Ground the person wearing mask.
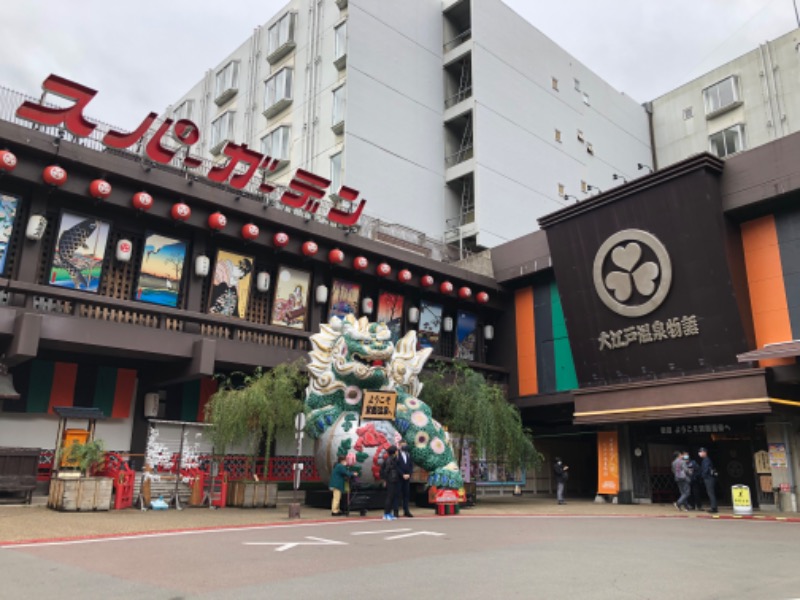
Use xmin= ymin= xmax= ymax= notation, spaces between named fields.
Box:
xmin=394 ymin=441 xmax=414 ymax=518
xmin=698 ymin=447 xmax=719 ymax=513
xmin=553 ymin=457 xmax=569 ymax=505
xmin=380 ymin=445 xmax=400 ymax=520
xmin=671 ymin=450 xmax=691 ymax=511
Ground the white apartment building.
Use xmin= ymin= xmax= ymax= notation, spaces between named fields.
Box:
xmin=651 ymin=28 xmax=800 ymax=169
xmin=166 ymin=0 xmax=653 ymax=250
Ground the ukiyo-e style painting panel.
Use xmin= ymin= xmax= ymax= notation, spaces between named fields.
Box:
xmin=377 ymin=292 xmax=404 ymax=343
xmin=271 ymin=266 xmax=310 ymax=329
xmin=135 ymin=233 xmax=187 ymax=308
xmin=329 ymin=279 xmax=360 ymax=321
xmin=0 ymin=193 xmax=20 ymax=274
xmin=418 ymin=301 xmax=443 ymax=352
xmin=455 ymin=311 xmax=477 ymax=361
xmin=49 ymin=211 xmax=111 ymax=293
xmin=208 ymin=249 xmax=254 ymax=318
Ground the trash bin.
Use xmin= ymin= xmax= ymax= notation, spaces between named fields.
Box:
xmin=731 ymin=484 xmax=753 ymax=515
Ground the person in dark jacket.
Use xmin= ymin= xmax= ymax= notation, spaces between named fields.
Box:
xmin=686 ymin=455 xmax=703 ymax=510
xmin=380 ymin=446 xmax=400 ymax=520
xmin=698 ymin=447 xmax=718 ymax=513
xmin=553 ymin=457 xmax=569 ymax=505
xmin=394 ymin=441 xmax=414 ymax=518
xmin=329 ymin=455 xmax=354 ymax=516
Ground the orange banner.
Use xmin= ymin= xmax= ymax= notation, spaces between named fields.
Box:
xmin=597 ymin=431 xmax=619 ymax=495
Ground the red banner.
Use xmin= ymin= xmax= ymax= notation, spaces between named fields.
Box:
xmin=597 ymin=431 xmax=619 ymax=495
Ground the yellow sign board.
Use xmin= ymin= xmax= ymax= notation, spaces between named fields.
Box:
xmin=731 ymin=485 xmax=753 ymax=515
xmin=361 ymin=390 xmax=397 ymax=420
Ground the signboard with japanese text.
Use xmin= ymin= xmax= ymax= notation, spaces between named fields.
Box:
xmin=597 ymin=431 xmax=619 ymax=495
xmin=768 ymin=443 xmax=787 ymax=468
xmin=540 ymin=158 xmax=750 ymax=387
xmin=361 ymin=391 xmax=397 ymax=420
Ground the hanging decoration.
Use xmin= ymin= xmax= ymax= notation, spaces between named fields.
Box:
xmin=89 ymin=179 xmax=112 ymax=200
xmin=241 ymin=223 xmax=260 ymax=240
xmin=208 ymin=212 xmax=227 ymax=231
xmin=440 ymin=281 xmax=454 ymax=294
xmin=458 ymin=286 xmax=472 ymax=299
xmin=42 ymin=165 xmax=67 ymax=187
xmin=328 ymin=248 xmax=345 ymax=264
xmin=116 ymin=239 xmax=133 ymax=262
xmin=132 ymin=192 xmax=153 ymax=212
xmin=302 ymin=241 xmax=319 ymax=256
xmin=476 ymin=291 xmax=490 ymax=304
xmin=0 ymin=150 xmax=18 ymax=173
xmin=256 ymin=272 xmax=271 ymax=292
xmin=194 ymin=255 xmax=210 ymax=277
xmin=376 ymin=263 xmax=391 ymax=277
xmin=421 ymin=275 xmax=434 ymax=288
xmin=353 ymin=256 xmax=368 ymax=270
xmin=25 ymin=215 xmax=47 ymax=241
xmin=273 ymin=232 xmax=290 ymax=248
xmin=171 ymin=202 xmax=191 ymax=221
xmin=398 ymin=269 xmax=412 ymax=283
xmin=362 ymin=297 xmax=374 ymax=315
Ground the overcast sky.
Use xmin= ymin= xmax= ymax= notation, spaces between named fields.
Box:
xmin=2 ymin=1 xmax=797 ymax=129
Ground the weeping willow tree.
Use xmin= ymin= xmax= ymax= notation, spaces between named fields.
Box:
xmin=204 ymin=359 xmax=306 ymax=479
xmin=420 ymin=361 xmax=542 ymax=475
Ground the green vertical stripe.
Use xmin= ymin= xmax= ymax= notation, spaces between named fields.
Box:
xmin=181 ymin=379 xmax=201 ymax=422
xmin=550 ymin=283 xmax=578 ymax=391
xmin=93 ymin=367 xmax=118 ymax=417
xmin=28 ymin=360 xmax=54 ymax=413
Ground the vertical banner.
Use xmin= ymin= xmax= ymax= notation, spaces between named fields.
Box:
xmin=597 ymin=431 xmax=619 ymax=495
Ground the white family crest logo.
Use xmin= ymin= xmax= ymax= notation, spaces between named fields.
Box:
xmin=592 ymin=229 xmax=672 ymax=318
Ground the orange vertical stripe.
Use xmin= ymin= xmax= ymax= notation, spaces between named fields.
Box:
xmin=48 ymin=362 xmax=78 ymax=413
xmin=515 ymin=287 xmax=538 ymax=395
xmin=741 ymin=216 xmax=793 ymax=367
xmin=112 ymin=369 xmax=137 ymax=418
xmin=197 ymin=377 xmax=219 ymax=422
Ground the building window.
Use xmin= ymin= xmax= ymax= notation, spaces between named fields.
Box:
xmin=332 ymin=85 xmax=346 ymax=133
xmin=709 ymin=124 xmax=745 ymax=158
xmin=577 ymin=129 xmax=584 ymax=143
xmin=173 ymin=100 xmax=193 ymax=121
xmin=703 ymin=76 xmax=741 ymax=117
xmin=214 ymin=61 xmax=239 ymax=105
xmin=334 ymin=21 xmax=347 ymax=62
xmin=261 ymin=125 xmax=291 ymax=162
xmin=582 ymin=92 xmax=590 ymax=106
xmin=267 ymin=12 xmax=297 ymax=63
xmin=264 ymin=67 xmax=293 ymax=117
xmin=554 ymin=129 xmax=562 ymax=143
xmin=581 ymin=180 xmax=587 ymax=193
xmin=682 ymin=107 xmax=694 ymax=120
xmin=551 ymin=77 xmax=559 ymax=91
xmin=557 ymin=183 xmax=565 ymax=197
xmin=210 ymin=111 xmax=235 ymax=154
xmin=330 ymin=152 xmax=343 ymax=194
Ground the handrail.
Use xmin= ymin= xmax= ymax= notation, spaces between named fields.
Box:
xmin=443 ymin=29 xmax=472 ymax=53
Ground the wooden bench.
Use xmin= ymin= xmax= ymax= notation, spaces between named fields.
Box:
xmin=0 ymin=447 xmax=40 ymax=504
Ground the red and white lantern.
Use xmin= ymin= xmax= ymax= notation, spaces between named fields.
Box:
xmin=328 ymin=248 xmax=345 ymax=264
xmin=398 ymin=269 xmax=412 ymax=283
xmin=458 ymin=286 xmax=472 ymax=299
xmin=208 ymin=212 xmax=227 ymax=231
xmin=89 ymin=179 xmax=112 ymax=200
xmin=302 ymin=241 xmax=319 ymax=257
xmin=440 ymin=281 xmax=454 ymax=294
xmin=43 ymin=165 xmax=67 ymax=187
xmin=353 ymin=256 xmax=369 ymax=270
xmin=241 ymin=223 xmax=260 ymax=240
xmin=377 ymin=263 xmax=391 ymax=277
xmin=421 ymin=275 xmax=434 ymax=288
xmin=273 ymin=232 xmax=290 ymax=248
xmin=0 ymin=150 xmax=17 ymax=173
xmin=132 ymin=192 xmax=153 ymax=211
xmin=116 ymin=239 xmax=133 ymax=262
xmin=171 ymin=202 xmax=191 ymax=221
xmin=476 ymin=291 xmax=490 ymax=304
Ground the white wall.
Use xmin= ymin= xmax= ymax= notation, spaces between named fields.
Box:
xmin=0 ymin=412 xmax=134 ymax=452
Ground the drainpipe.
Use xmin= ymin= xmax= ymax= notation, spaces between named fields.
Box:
xmin=643 ymin=101 xmax=657 ymax=171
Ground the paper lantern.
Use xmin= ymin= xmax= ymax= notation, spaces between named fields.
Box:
xmin=328 ymin=248 xmax=345 ymax=264
xmin=116 ymin=239 xmax=133 ymax=262
xmin=25 ymin=215 xmax=47 ymax=241
xmin=143 ymin=393 xmax=160 ymax=418
xmin=458 ymin=286 xmax=472 ymax=299
xmin=353 ymin=256 xmax=368 ymax=270
xmin=376 ymin=263 xmax=391 ymax=277
xmin=43 ymin=165 xmax=67 ymax=187
xmin=273 ymin=232 xmax=290 ymax=248
xmin=302 ymin=241 xmax=319 ymax=256
xmin=0 ymin=150 xmax=17 ymax=173
xmin=132 ymin=192 xmax=153 ymax=211
xmin=362 ymin=297 xmax=374 ymax=315
xmin=398 ymin=269 xmax=412 ymax=283
xmin=208 ymin=212 xmax=227 ymax=231
xmin=171 ymin=202 xmax=191 ymax=221
xmin=440 ymin=281 xmax=454 ymax=294
xmin=89 ymin=179 xmax=112 ymax=200
xmin=408 ymin=306 xmax=420 ymax=324
xmin=443 ymin=316 xmax=454 ymax=332
xmin=484 ymin=324 xmax=495 ymax=340
xmin=476 ymin=291 xmax=490 ymax=304
xmin=194 ymin=255 xmax=210 ymax=277
xmin=421 ymin=275 xmax=434 ymax=287
xmin=316 ymin=285 xmax=329 ymax=304
xmin=256 ymin=272 xmax=271 ymax=292
xmin=241 ymin=223 xmax=260 ymax=240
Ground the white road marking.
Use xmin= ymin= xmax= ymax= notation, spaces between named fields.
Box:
xmin=243 ymin=536 xmax=347 ymax=552
xmin=351 ymin=528 xmax=411 ymax=536
xmin=384 ymin=531 xmax=445 ymax=540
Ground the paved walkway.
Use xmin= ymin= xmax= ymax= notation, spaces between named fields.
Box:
xmin=1 ymin=493 xmax=795 ymax=544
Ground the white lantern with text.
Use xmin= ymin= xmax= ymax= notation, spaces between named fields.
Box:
xmin=116 ymin=239 xmax=133 ymax=262
xmin=195 ymin=255 xmax=210 ymax=277
xmin=25 ymin=215 xmax=47 ymax=241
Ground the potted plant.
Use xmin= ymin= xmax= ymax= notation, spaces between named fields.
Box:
xmin=205 ymin=360 xmax=305 ymax=508
xmin=47 ymin=439 xmax=113 ymax=511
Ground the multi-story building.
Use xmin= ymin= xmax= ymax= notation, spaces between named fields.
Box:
xmin=166 ymin=0 xmax=652 ymax=251
xmin=651 ymin=27 xmax=800 ymax=168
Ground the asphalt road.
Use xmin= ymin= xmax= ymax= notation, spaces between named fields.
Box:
xmin=2 ymin=515 xmax=798 ymax=600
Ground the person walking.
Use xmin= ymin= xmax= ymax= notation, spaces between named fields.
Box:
xmin=380 ymin=445 xmax=400 ymax=520
xmin=671 ymin=450 xmax=691 ymax=511
xmin=698 ymin=447 xmax=719 ymax=513
xmin=553 ymin=457 xmax=569 ymax=505
xmin=394 ymin=441 xmax=414 ymax=517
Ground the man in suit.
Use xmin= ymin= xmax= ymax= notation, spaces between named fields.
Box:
xmin=394 ymin=441 xmax=415 ymax=517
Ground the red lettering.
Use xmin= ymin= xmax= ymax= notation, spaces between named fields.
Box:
xmin=173 ymin=120 xmax=202 ymax=168
xmin=144 ymin=119 xmax=179 ymax=164
xmin=16 ymin=74 xmax=98 ymax=137
xmin=281 ymin=169 xmax=330 ymax=214
xmin=328 ymin=185 xmax=366 ymax=227
xmin=258 ymin=158 xmax=281 ymax=194
xmin=207 ymin=143 xmax=265 ymax=189
xmin=102 ymin=112 xmax=157 ymax=149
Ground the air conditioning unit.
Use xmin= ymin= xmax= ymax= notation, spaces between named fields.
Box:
xmin=143 ymin=393 xmax=160 ymax=418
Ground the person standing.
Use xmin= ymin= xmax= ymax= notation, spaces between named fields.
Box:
xmin=380 ymin=446 xmax=400 ymax=520
xmin=329 ymin=455 xmax=353 ymax=516
xmin=553 ymin=457 xmax=569 ymax=505
xmin=686 ymin=454 xmax=703 ymax=510
xmin=394 ymin=441 xmax=414 ymax=518
xmin=698 ymin=447 xmax=718 ymax=513
xmin=671 ymin=450 xmax=691 ymax=511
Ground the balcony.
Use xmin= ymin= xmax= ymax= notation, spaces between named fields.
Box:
xmin=263 ymin=97 xmax=293 ymax=119
xmin=214 ymin=87 xmax=237 ymax=107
